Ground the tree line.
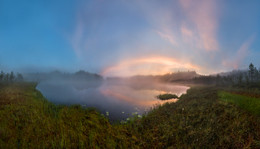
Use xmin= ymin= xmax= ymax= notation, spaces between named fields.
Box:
xmin=191 ymin=63 xmax=260 ymax=88
xmin=0 ymin=71 xmax=24 ymax=82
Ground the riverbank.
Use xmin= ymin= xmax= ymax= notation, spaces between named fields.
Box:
xmin=126 ymin=86 xmax=260 ymax=148
xmin=0 ymin=82 xmax=137 ymax=148
xmin=0 ymin=82 xmax=259 ymax=148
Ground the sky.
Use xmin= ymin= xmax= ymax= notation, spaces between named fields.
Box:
xmin=0 ymin=0 xmax=260 ymax=76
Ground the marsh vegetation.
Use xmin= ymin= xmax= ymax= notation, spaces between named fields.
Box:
xmin=0 ymin=82 xmax=259 ymax=148
xmin=1 ymin=64 xmax=260 ymax=148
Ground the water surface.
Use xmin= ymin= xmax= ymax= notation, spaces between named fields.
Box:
xmin=37 ymin=81 xmax=189 ymax=121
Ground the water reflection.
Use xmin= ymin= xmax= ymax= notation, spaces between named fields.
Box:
xmin=37 ymin=80 xmax=189 ymax=121
xmin=100 ymin=82 xmax=188 ymax=107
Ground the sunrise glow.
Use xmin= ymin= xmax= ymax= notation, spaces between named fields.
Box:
xmin=102 ymin=56 xmax=200 ymax=77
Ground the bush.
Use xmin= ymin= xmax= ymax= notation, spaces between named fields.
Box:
xmin=157 ymin=94 xmax=178 ymax=100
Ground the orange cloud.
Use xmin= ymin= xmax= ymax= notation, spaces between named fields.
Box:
xmin=102 ymin=56 xmax=200 ymax=77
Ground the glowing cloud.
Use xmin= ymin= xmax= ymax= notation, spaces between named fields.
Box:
xmin=66 ymin=0 xmax=258 ymax=75
xmin=179 ymin=0 xmax=219 ymax=51
xmin=102 ymin=56 xmax=200 ymax=77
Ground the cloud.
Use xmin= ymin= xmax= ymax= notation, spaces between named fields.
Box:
xmin=68 ymin=0 xmax=222 ymax=75
xmin=181 ymin=25 xmax=193 ymax=38
xmin=68 ymin=0 xmax=255 ymax=76
xmin=179 ymin=0 xmax=219 ymax=51
xmin=222 ymin=35 xmax=255 ymax=69
xmin=70 ymin=16 xmax=84 ymax=57
xmin=102 ymin=56 xmax=200 ymax=77
xmin=180 ymin=24 xmax=194 ymax=44
xmin=156 ymin=31 xmax=177 ymax=46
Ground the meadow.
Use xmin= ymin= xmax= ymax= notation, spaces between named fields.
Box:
xmin=0 ymin=82 xmax=259 ymax=148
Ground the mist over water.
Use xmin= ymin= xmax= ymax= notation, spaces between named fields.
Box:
xmin=36 ymin=74 xmax=189 ymax=121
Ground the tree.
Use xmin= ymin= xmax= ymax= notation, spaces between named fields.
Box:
xmin=257 ymin=67 xmax=260 ymax=81
xmin=0 ymin=71 xmax=4 ymax=81
xmin=216 ymin=74 xmax=221 ymax=86
xmin=16 ymin=73 xmax=24 ymax=82
xmin=238 ymin=73 xmax=243 ymax=86
xmin=4 ymin=73 xmax=9 ymax=82
xmin=10 ymin=71 xmax=15 ymax=82
xmin=254 ymin=67 xmax=258 ymax=81
xmin=245 ymin=75 xmax=249 ymax=85
xmin=249 ymin=63 xmax=256 ymax=82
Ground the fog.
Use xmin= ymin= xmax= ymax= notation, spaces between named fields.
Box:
xmin=26 ymin=70 xmax=189 ymax=121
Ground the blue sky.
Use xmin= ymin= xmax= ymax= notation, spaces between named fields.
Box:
xmin=0 ymin=0 xmax=260 ymax=76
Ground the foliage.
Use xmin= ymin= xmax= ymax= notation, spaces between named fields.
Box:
xmin=191 ymin=63 xmax=260 ymax=88
xmin=157 ymin=93 xmax=178 ymax=100
xmin=0 ymin=70 xmax=23 ymax=82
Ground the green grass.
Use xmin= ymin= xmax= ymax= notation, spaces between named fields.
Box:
xmin=157 ymin=93 xmax=178 ymax=100
xmin=219 ymin=91 xmax=260 ymax=116
xmin=0 ymin=83 xmax=260 ymax=148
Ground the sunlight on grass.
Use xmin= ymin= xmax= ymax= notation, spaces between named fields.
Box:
xmin=219 ymin=91 xmax=260 ymax=116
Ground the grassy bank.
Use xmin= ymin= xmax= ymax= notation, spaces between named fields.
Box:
xmin=126 ymin=87 xmax=260 ymax=148
xmin=0 ymin=83 xmax=138 ymax=148
xmin=0 ymin=83 xmax=260 ymax=148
